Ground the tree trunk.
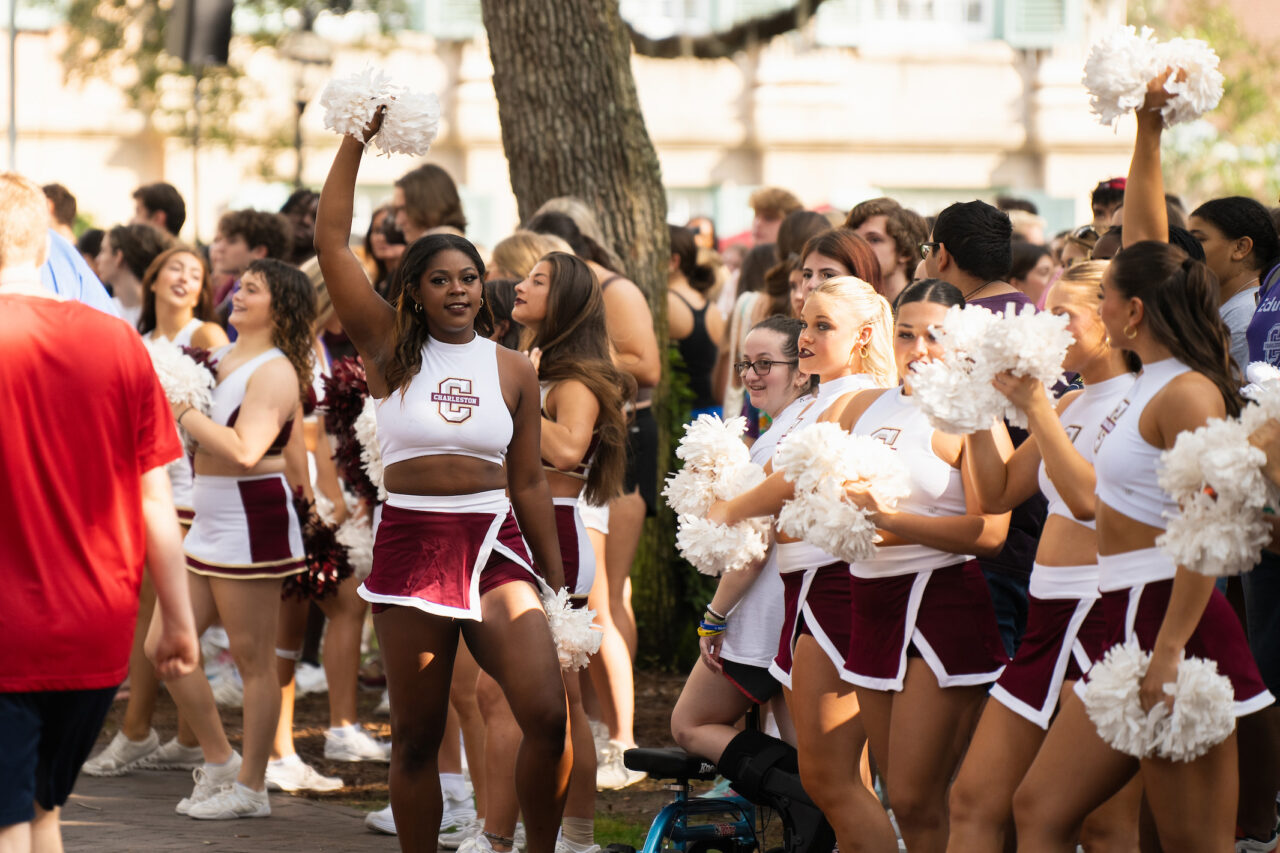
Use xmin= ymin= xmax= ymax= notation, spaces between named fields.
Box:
xmin=479 ymin=0 xmax=691 ymax=666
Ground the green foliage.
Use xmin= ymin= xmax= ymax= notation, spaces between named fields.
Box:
xmin=1129 ymin=0 xmax=1280 ymax=202
xmin=594 ymin=814 xmax=649 ymax=850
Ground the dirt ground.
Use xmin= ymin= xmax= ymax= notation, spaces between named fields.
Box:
xmin=94 ymin=668 xmax=696 ymax=844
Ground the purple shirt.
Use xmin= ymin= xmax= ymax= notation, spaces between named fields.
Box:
xmin=1246 ymin=263 xmax=1280 ymax=367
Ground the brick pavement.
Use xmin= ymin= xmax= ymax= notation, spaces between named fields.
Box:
xmin=63 ymin=771 xmax=398 ymax=852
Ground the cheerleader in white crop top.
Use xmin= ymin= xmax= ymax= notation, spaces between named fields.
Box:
xmin=156 ymin=259 xmax=317 ymax=815
xmin=949 ymin=263 xmax=1143 ymax=852
xmin=1014 ymin=238 xmax=1272 ymax=851
xmin=317 ymin=135 xmax=570 ymax=853
xmin=706 ymin=277 xmax=903 ymax=853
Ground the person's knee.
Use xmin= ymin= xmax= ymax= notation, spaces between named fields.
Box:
xmin=1078 ymin=818 xmax=1138 ymax=853
xmin=947 ymin=769 xmax=1000 ymax=828
xmin=886 ymin=777 xmax=944 ymax=832
xmin=1012 ymin=778 xmax=1071 ymax=840
xmin=796 ymin=745 xmax=855 ymax=813
xmin=515 ymin=691 xmax=568 ymax=750
xmin=391 ymin=717 xmax=445 ymax=774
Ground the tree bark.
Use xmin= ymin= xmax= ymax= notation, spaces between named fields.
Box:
xmin=480 ymin=0 xmax=689 ymax=664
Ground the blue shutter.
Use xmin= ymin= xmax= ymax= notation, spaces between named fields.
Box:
xmin=999 ymin=0 xmax=1075 ymax=49
xmin=421 ymin=0 xmax=483 ymax=40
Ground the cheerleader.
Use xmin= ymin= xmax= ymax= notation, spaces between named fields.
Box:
xmin=1013 ymin=88 xmax=1274 ymax=849
xmin=84 ymin=246 xmax=226 ymax=778
xmin=946 ymin=262 xmax=1140 ymax=852
xmin=829 ymin=279 xmax=1011 ymax=853
xmin=316 ymin=123 xmax=569 ymax=853
xmin=150 ymin=257 xmax=317 ymax=819
xmin=707 ymin=276 xmax=899 ymax=853
xmin=471 ymin=250 xmax=630 ymax=853
xmin=670 ymin=315 xmax=815 ymax=763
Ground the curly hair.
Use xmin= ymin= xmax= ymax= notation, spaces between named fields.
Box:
xmin=528 ymin=252 xmax=630 ymax=504
xmin=217 ymin=210 xmax=291 ymax=261
xmin=245 ymin=258 xmax=316 ymax=404
xmin=844 ymin=197 xmax=930 ymax=270
xmin=384 ymin=234 xmax=495 ymax=396
xmin=137 ymin=245 xmax=214 ymax=336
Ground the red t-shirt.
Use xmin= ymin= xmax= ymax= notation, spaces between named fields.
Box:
xmin=0 ymin=295 xmax=182 ymax=691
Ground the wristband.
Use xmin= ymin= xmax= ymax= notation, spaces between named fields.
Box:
xmin=705 ymin=603 xmax=727 ymax=622
xmin=697 ymin=619 xmax=726 ymax=637
xmin=177 ymin=407 xmax=194 ymax=427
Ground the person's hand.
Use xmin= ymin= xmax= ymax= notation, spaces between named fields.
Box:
xmin=706 ymin=500 xmax=732 ymax=526
xmin=1250 ymin=417 xmax=1280 ymax=487
xmin=991 ymin=371 xmax=1048 ymax=415
xmin=699 ymin=631 xmax=725 ymax=674
xmin=528 ymin=347 xmax=542 ymax=374
xmin=361 ymin=105 xmax=387 ymax=144
xmin=1140 ymin=67 xmax=1184 ymax=115
xmin=1139 ymin=646 xmax=1180 ymax=715
xmin=148 ymin=606 xmax=200 ymax=681
xmin=844 ymin=485 xmax=889 ymax=525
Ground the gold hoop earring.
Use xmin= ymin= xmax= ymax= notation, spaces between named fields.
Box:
xmin=1123 ymin=324 xmax=1138 ymax=340
xmin=412 ymin=301 xmax=423 ymax=315
xmin=859 ymin=344 xmax=869 ymax=359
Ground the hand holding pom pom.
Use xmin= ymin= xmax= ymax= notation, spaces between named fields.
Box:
xmin=319 ymin=67 xmax=440 ymax=158
xmin=1083 ymin=26 xmax=1224 ymax=128
xmin=541 ymin=587 xmax=603 ymax=671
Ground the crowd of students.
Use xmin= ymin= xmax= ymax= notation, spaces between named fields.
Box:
xmin=2 ymin=67 xmax=1279 ymax=853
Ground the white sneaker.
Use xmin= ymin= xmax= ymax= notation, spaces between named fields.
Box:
xmin=515 ymin=823 xmax=527 ymax=852
xmin=596 ymin=740 xmax=645 ymax=791
xmin=374 ymin=689 xmax=390 ymax=715
xmin=324 ymin=725 xmax=391 ymax=762
xmin=365 ymin=803 xmax=396 ymax=835
xmin=265 ymin=756 xmax=344 ymax=792
xmin=187 ymin=782 xmax=271 ymax=820
xmin=295 ymin=662 xmax=329 ymax=696
xmin=208 ymin=666 xmax=243 ymax=708
xmin=176 ymin=753 xmax=241 ymax=815
xmin=137 ymin=738 xmax=204 ymax=770
xmin=589 ymin=719 xmax=610 ymax=755
xmin=439 ymin=815 xmax=481 ymax=850
xmin=82 ymin=729 xmax=160 ymax=776
xmin=1236 ymin=833 xmax=1279 ymax=853
xmin=458 ymin=834 xmax=499 ymax=853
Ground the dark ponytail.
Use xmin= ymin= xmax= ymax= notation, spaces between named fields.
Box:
xmin=669 ymin=225 xmax=717 ymax=294
xmin=1191 ymin=196 xmax=1280 ymax=276
xmin=1111 ymin=241 xmax=1244 ymax=416
xmin=892 ymin=278 xmax=965 ymax=315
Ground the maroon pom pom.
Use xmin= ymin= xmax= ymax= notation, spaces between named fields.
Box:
xmin=319 ymin=357 xmax=381 ymax=506
xmin=286 ymin=488 xmax=354 ymax=601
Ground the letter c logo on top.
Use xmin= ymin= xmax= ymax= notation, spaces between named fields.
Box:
xmin=431 ymin=378 xmax=480 ymax=424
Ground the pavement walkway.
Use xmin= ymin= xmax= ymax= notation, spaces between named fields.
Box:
xmin=63 ymin=770 xmax=398 ymax=852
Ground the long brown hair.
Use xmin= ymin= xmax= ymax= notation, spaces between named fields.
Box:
xmin=246 ymin=258 xmax=316 ymax=404
xmin=1110 ymin=241 xmax=1243 ymax=416
xmin=528 ymin=252 xmax=629 ymax=504
xmin=799 ymin=228 xmax=883 ymax=295
xmin=137 ymin=245 xmax=214 ymax=336
xmin=384 ymin=234 xmax=495 ymax=396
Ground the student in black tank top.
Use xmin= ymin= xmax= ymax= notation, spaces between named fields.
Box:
xmin=668 ymin=226 xmax=725 ymax=417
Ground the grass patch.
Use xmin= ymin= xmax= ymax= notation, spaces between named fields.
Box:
xmin=595 ymin=813 xmax=651 ymax=850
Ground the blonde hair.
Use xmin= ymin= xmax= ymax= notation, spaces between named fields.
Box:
xmin=1051 ymin=260 xmax=1107 ymax=310
xmin=0 ymin=172 xmax=51 ymax=268
xmin=490 ymin=230 xmax=573 ymax=280
xmin=533 ymin=197 xmax=624 ymax=271
xmin=811 ymin=276 xmax=897 ymax=389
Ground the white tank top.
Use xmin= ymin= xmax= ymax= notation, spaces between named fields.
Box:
xmin=848 ymin=388 xmax=970 ymax=578
xmin=209 ymin=345 xmax=289 ymax=426
xmin=377 ymin=334 xmax=512 ymax=467
xmin=773 ymin=373 xmax=880 ymax=573
xmin=1093 ymin=359 xmax=1190 ymax=529
xmin=148 ymin=318 xmax=204 ymax=348
xmin=1039 ymin=373 xmax=1135 ymax=530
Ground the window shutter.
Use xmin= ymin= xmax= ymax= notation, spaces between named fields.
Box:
xmin=1000 ymin=0 xmax=1074 ymax=49
xmin=421 ymin=0 xmax=483 ymax=40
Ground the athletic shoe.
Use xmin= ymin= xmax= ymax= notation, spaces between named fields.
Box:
xmin=556 ymin=841 xmax=602 ymax=853
xmin=187 ymin=782 xmax=271 ymax=820
xmin=457 ymin=834 xmax=500 ymax=853
xmin=374 ymin=689 xmax=390 ymax=715
xmin=439 ymin=816 xmax=481 ymax=850
xmin=589 ymin=719 xmax=610 ymax=756
xmin=265 ymin=756 xmax=344 ymax=792
xmin=596 ymin=740 xmax=645 ymax=791
xmin=136 ymin=738 xmax=204 ymax=771
xmin=324 ymin=725 xmax=391 ymax=762
xmin=514 ymin=823 xmax=527 ymax=852
xmin=208 ymin=665 xmax=243 ymax=708
xmin=176 ymin=753 xmax=241 ymax=815
xmin=294 ymin=662 xmax=328 ymax=696
xmin=1236 ymin=832 xmax=1279 ymax=852
xmin=365 ymin=804 xmax=396 ymax=835
xmin=82 ymin=729 xmax=160 ymax=776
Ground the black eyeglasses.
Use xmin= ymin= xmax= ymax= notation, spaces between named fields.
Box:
xmin=1071 ymin=225 xmax=1100 ymax=241
xmin=918 ymin=241 xmax=941 ymax=260
xmin=734 ymin=358 xmax=798 ymax=376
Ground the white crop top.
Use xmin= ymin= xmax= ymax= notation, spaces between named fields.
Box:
xmin=209 ymin=345 xmax=295 ymax=456
xmin=377 ymin=334 xmax=512 ymax=467
xmin=149 ymin=317 xmax=204 ymax=348
xmin=848 ymin=388 xmax=970 ymax=578
xmin=1093 ymin=359 xmax=1190 ymax=529
xmin=1039 ymin=373 xmax=1134 ymax=530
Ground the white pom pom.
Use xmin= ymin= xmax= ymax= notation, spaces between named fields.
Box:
xmin=1242 ymin=362 xmax=1280 ymax=410
xmin=353 ymin=397 xmax=388 ymax=502
xmin=1082 ymin=26 xmax=1224 ymax=129
xmin=319 ymin=66 xmax=440 ymax=158
xmin=676 ymin=414 xmax=752 ymax=471
xmin=774 ymin=423 xmax=912 ymax=563
xmin=541 ymin=587 xmax=603 ymax=671
xmin=662 ymin=467 xmax=713 ymax=516
xmin=1157 ymin=491 xmax=1274 ymax=578
xmin=335 ymin=515 xmax=375 ymax=582
xmin=143 ymin=339 xmax=216 ymax=413
xmin=319 ymin=67 xmax=393 ymax=141
xmin=908 ymin=304 xmax=1072 ymax=433
xmin=675 ymin=516 xmax=768 ymax=576
xmin=1082 ymin=638 xmax=1237 ymax=761
xmin=374 ymin=87 xmax=442 ymax=158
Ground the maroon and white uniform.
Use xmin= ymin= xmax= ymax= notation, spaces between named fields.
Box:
xmin=989 ymin=373 xmax=1131 ymax=729
xmin=766 ymin=373 xmax=880 ymax=689
xmin=1075 ymin=359 xmax=1273 ymax=715
xmin=149 ymin=318 xmax=205 ymax=526
xmin=845 ymin=389 xmax=1006 ymax=691
xmin=184 ymin=346 xmax=304 ymax=579
xmin=360 ymin=334 xmax=536 ymax=620
xmin=541 ymin=382 xmax=599 ymax=606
